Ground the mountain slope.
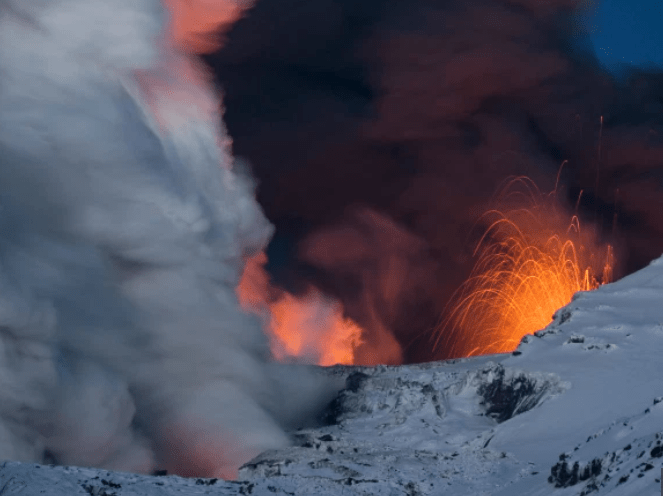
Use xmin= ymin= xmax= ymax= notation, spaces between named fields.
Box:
xmin=3 ymin=255 xmax=663 ymax=495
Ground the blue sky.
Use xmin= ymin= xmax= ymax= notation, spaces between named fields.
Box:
xmin=584 ymin=0 xmax=663 ymax=76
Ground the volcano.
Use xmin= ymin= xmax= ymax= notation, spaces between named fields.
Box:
xmin=3 ymin=252 xmax=663 ymax=494
xmin=1 ymin=0 xmax=663 ymax=492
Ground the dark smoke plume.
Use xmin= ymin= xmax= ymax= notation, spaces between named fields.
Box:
xmin=0 ymin=0 xmax=337 ymax=479
xmin=206 ymin=0 xmax=663 ymax=362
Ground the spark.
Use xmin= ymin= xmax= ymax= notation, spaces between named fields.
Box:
xmin=435 ymin=176 xmax=614 ymax=358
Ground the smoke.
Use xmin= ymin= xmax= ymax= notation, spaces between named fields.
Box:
xmin=0 ymin=0 xmax=338 ymax=479
xmin=237 ymin=252 xmax=366 ymax=366
xmin=205 ymin=0 xmax=663 ymax=362
xmin=162 ymin=0 xmax=255 ymax=52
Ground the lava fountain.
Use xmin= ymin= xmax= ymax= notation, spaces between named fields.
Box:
xmin=435 ymin=175 xmax=614 ymax=359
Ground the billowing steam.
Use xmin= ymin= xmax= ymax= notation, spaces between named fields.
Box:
xmin=0 ymin=0 xmax=337 ymax=479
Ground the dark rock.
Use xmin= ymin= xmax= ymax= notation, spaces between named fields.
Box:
xmin=319 ymin=372 xmax=372 ymax=425
xmin=101 ymin=479 xmax=121 ymax=488
xmin=548 ymin=458 xmax=602 ymax=488
xmin=239 ymin=482 xmax=255 ymax=495
xmin=477 ymin=364 xmax=560 ymax=423
xmin=195 ymin=478 xmax=218 ymax=486
xmin=346 ymin=372 xmax=371 ymax=393
xmin=558 ymin=310 xmax=572 ymax=324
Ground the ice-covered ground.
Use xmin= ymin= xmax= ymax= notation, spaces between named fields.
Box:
xmin=3 ymin=255 xmax=663 ymax=495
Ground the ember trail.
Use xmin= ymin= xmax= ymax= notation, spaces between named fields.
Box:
xmin=435 ymin=176 xmax=614 ymax=359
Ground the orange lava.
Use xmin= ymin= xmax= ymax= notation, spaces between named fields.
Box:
xmin=435 ymin=176 xmax=614 ymax=359
xmin=237 ymin=252 xmax=364 ymax=366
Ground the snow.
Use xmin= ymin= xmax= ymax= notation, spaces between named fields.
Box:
xmin=3 ymin=255 xmax=663 ymax=494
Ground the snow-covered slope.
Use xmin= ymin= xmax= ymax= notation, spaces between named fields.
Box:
xmin=3 ymin=255 xmax=663 ymax=495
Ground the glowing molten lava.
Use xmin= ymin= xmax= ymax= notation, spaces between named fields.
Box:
xmin=435 ymin=177 xmax=614 ymax=359
xmin=237 ymin=253 xmax=364 ymax=366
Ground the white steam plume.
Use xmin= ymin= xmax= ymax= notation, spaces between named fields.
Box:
xmin=0 ymin=0 xmax=337 ymax=479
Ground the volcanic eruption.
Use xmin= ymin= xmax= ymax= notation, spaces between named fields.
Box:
xmin=1 ymin=0 xmax=663 ymax=484
xmin=434 ymin=175 xmax=614 ymax=358
xmin=205 ymin=0 xmax=663 ymax=364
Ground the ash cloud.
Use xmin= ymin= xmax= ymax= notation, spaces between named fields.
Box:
xmin=0 ymin=0 xmax=337 ymax=479
xmin=206 ymin=0 xmax=663 ymax=362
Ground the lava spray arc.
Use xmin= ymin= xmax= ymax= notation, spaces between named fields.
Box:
xmin=435 ymin=175 xmax=614 ymax=359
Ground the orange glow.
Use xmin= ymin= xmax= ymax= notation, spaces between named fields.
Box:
xmin=435 ymin=176 xmax=614 ymax=358
xmin=237 ymin=253 xmax=364 ymax=366
xmin=162 ymin=0 xmax=250 ymax=53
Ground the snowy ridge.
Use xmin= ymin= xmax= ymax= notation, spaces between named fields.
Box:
xmin=0 ymin=462 xmax=247 ymax=495
xmin=3 ymin=255 xmax=663 ymax=494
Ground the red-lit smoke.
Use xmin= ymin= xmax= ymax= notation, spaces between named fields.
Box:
xmin=162 ymin=0 xmax=251 ymax=53
xmin=237 ymin=252 xmax=364 ymax=366
xmin=204 ymin=0 xmax=663 ymax=364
